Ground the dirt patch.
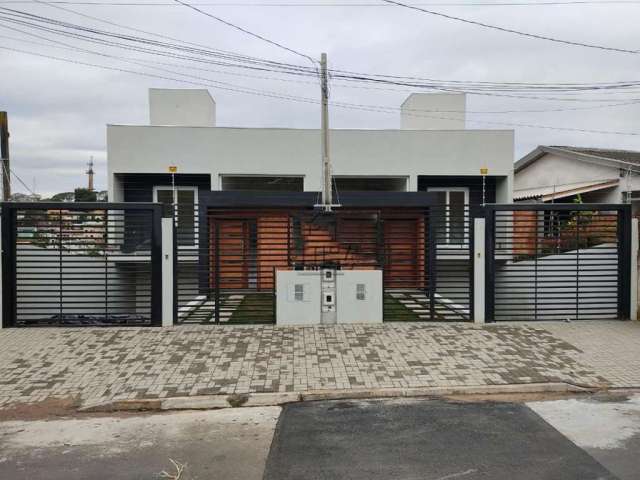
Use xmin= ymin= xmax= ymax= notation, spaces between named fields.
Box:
xmin=0 ymin=396 xmax=81 ymax=422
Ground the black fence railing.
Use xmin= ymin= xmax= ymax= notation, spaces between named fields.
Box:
xmin=1 ymin=202 xmax=163 ymax=327
xmin=485 ymin=203 xmax=631 ymax=322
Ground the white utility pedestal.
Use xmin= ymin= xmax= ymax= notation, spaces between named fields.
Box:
xmin=276 ymin=269 xmax=382 ymax=325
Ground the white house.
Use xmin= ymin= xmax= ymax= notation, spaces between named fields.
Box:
xmin=514 ymin=145 xmax=640 ymax=212
xmin=107 ymin=89 xmax=514 ymax=207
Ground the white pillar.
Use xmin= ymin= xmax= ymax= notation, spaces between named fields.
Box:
xmin=0 ymin=220 xmax=3 ymax=330
xmin=161 ymin=217 xmax=174 ymax=327
xmin=473 ymin=217 xmax=485 ymax=324
xmin=631 ymin=218 xmax=638 ymax=321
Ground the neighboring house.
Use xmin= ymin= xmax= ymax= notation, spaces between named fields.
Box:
xmin=514 ymin=146 xmax=640 ymax=212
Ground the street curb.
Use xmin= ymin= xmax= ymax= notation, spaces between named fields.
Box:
xmin=78 ymin=382 xmax=595 ymax=413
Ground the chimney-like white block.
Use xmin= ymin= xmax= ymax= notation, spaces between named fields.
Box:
xmin=400 ymin=93 xmax=465 ymax=130
xmin=149 ymin=88 xmax=216 ymax=127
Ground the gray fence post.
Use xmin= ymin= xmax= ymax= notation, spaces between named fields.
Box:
xmin=474 ymin=217 xmax=485 ymax=324
xmin=161 ymin=217 xmax=174 ymax=327
xmin=631 ymin=218 xmax=638 ymax=321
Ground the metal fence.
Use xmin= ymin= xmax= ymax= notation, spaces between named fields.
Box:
xmin=485 ymin=203 xmax=631 ymax=321
xmin=1 ymin=202 xmax=163 ymax=327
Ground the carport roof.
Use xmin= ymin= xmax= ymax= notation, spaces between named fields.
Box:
xmin=514 ymin=178 xmax=619 ymax=202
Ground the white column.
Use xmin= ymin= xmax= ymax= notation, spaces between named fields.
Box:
xmin=631 ymin=218 xmax=638 ymax=321
xmin=473 ymin=217 xmax=485 ymax=324
xmin=161 ymin=217 xmax=174 ymax=327
xmin=0 ymin=220 xmax=3 ymax=330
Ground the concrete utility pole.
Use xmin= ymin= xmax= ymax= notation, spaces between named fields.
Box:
xmin=0 ymin=111 xmax=10 ymax=201
xmin=320 ymin=52 xmax=333 ymax=211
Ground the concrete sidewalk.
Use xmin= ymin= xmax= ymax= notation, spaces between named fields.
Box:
xmin=2 ymin=321 xmax=633 ymax=409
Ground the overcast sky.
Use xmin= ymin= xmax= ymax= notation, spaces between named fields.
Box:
xmin=1 ymin=0 xmax=640 ymax=196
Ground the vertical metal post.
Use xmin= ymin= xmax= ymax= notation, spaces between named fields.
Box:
xmin=484 ymin=207 xmax=496 ymax=322
xmin=428 ymin=208 xmax=437 ymax=319
xmin=630 ymin=218 xmax=638 ymax=321
xmin=575 ymin=211 xmax=580 ymax=320
xmin=1 ymin=205 xmax=16 ymax=327
xmin=272 ymin=266 xmax=277 ymax=323
xmin=150 ymin=205 xmax=163 ymax=326
xmin=618 ymin=206 xmax=632 ymax=319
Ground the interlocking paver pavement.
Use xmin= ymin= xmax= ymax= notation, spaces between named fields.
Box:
xmin=0 ymin=323 xmax=608 ymax=409
xmin=535 ymin=320 xmax=640 ymax=388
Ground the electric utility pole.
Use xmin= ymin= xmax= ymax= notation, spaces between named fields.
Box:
xmin=0 ymin=111 xmax=10 ymax=201
xmin=320 ymin=52 xmax=333 ymax=211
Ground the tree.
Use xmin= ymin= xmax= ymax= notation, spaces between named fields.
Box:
xmin=74 ymin=188 xmax=97 ymax=202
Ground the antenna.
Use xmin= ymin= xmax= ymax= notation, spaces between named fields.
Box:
xmin=86 ymin=156 xmax=95 ymax=191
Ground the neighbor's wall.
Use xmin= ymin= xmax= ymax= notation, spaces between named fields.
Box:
xmin=107 ymin=126 xmax=514 ymax=198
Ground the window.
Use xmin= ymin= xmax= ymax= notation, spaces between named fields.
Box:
xmin=153 ymin=186 xmax=198 ymax=246
xmin=356 ymin=283 xmax=366 ymax=301
xmin=428 ymin=187 xmax=469 ymax=245
xmin=294 ymin=284 xmax=304 ymax=302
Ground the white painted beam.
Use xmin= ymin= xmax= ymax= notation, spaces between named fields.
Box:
xmin=161 ymin=217 xmax=174 ymax=327
xmin=630 ymin=218 xmax=638 ymax=321
xmin=473 ymin=217 xmax=485 ymax=324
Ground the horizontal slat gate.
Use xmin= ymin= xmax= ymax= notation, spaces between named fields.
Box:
xmin=1 ymin=203 xmax=162 ymax=327
xmin=486 ymin=204 xmax=630 ymax=321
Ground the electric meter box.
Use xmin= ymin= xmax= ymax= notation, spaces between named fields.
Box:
xmin=336 ymin=270 xmax=383 ymax=324
xmin=276 ymin=270 xmax=382 ymax=325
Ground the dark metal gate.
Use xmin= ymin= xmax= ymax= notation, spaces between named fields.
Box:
xmin=1 ymin=202 xmax=163 ymax=327
xmin=173 ymin=195 xmax=474 ymax=324
xmin=485 ymin=203 xmax=631 ymax=321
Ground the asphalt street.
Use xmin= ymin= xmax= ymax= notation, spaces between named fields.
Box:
xmin=264 ymin=397 xmax=620 ymax=480
xmin=1 ymin=394 xmax=638 ymax=480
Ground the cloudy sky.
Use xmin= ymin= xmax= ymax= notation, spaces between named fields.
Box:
xmin=1 ymin=0 xmax=640 ymax=196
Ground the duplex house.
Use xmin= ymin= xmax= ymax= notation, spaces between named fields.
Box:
xmin=106 ymin=89 xmax=514 ymax=323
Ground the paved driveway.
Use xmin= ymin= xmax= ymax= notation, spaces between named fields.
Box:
xmin=0 ymin=323 xmax=610 ymax=409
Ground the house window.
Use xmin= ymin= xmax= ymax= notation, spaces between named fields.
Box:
xmin=153 ymin=186 xmax=198 ymax=246
xmin=428 ymin=187 xmax=469 ymax=245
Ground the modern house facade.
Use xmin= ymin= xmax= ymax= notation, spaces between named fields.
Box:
xmin=514 ymin=146 xmax=640 ymax=212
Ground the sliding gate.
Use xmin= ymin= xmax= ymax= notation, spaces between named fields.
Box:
xmin=1 ymin=202 xmax=163 ymax=327
xmin=174 ymin=202 xmax=474 ymax=324
xmin=485 ymin=203 xmax=631 ymax=321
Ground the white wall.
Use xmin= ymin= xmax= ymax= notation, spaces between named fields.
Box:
xmin=515 ymin=153 xmax=617 ymax=190
xmin=149 ymin=89 xmax=216 ymax=127
xmin=107 ymin=125 xmax=514 ymax=199
xmin=401 ymin=93 xmax=465 ymax=130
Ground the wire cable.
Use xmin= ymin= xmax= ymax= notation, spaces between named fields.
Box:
xmin=380 ymin=0 xmax=640 ymax=54
xmin=170 ymin=0 xmax=318 ymax=66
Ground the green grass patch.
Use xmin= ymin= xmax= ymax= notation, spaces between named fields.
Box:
xmin=383 ymin=294 xmax=422 ymax=322
xmin=226 ymin=293 xmax=275 ymax=324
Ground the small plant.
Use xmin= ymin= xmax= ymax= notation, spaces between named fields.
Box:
xmin=159 ymin=459 xmax=186 ymax=480
xmin=227 ymin=393 xmax=249 ymax=407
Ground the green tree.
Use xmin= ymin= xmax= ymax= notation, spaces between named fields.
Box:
xmin=74 ymin=188 xmax=97 ymax=202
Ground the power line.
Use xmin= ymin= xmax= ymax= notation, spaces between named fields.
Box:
xmin=5 ymin=28 xmax=640 ymax=113
xmin=2 ymin=0 xmax=640 ymax=5
xmin=3 ymin=43 xmax=640 ymax=136
xmin=380 ymin=0 xmax=640 ymax=54
xmin=171 ymin=0 xmax=318 ymax=66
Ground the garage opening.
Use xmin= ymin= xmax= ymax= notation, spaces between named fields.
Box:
xmin=221 ymin=176 xmax=304 ymax=192
xmin=333 ymin=177 xmax=407 ymax=192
